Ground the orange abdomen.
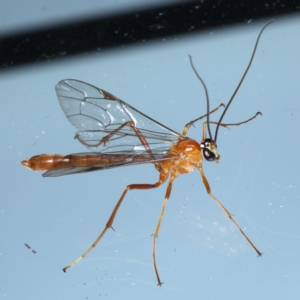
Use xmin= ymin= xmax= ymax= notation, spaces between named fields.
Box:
xmin=21 ymin=154 xmax=70 ymax=171
xmin=21 ymin=153 xmax=152 ymax=172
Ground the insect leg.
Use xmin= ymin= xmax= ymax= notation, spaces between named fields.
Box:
xmin=198 ymin=111 xmax=262 ymax=140
xmin=182 ymin=103 xmax=225 ymax=137
xmin=62 ymin=171 xmax=169 ymax=272
xmin=196 ymin=166 xmax=262 ymax=256
xmin=76 ymin=120 xmax=154 ymax=158
xmin=207 ymin=111 xmax=262 ymax=129
xmin=152 ymin=174 xmax=176 ymax=286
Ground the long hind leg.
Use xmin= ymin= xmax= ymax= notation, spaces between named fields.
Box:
xmin=63 ymin=171 xmax=169 ymax=272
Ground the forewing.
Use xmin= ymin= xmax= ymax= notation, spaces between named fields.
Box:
xmin=55 ymin=79 xmax=181 ymax=153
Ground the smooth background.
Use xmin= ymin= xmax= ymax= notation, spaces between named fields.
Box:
xmin=1 ymin=2 xmax=300 ymax=299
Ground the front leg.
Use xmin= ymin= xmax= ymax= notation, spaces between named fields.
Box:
xmin=196 ymin=165 xmax=262 ymax=257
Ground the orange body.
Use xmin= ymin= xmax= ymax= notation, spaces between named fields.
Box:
xmin=22 ymin=138 xmax=203 ymax=176
xmin=155 ymin=138 xmax=202 ymax=175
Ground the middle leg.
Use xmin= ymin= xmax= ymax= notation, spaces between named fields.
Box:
xmin=152 ymin=174 xmax=177 ymax=286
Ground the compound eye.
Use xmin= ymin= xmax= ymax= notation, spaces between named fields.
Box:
xmin=201 ymin=138 xmax=217 ymax=161
xmin=203 ymin=148 xmax=215 ymax=161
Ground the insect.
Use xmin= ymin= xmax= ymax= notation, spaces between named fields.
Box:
xmin=22 ymin=21 xmax=272 ymax=285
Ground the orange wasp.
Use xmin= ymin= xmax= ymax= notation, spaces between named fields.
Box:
xmin=22 ymin=21 xmax=272 ymax=285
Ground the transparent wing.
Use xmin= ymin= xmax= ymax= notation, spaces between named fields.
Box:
xmin=55 ymin=79 xmax=181 ymax=154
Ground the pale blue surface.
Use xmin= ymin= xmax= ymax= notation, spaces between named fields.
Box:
xmin=1 ymin=3 xmax=300 ymax=299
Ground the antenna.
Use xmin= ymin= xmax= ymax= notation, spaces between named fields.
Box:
xmin=189 ymin=55 xmax=213 ymax=140
xmin=214 ymin=20 xmax=274 ymax=142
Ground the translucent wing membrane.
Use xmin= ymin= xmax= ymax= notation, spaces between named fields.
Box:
xmin=55 ymin=79 xmax=181 ymax=154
